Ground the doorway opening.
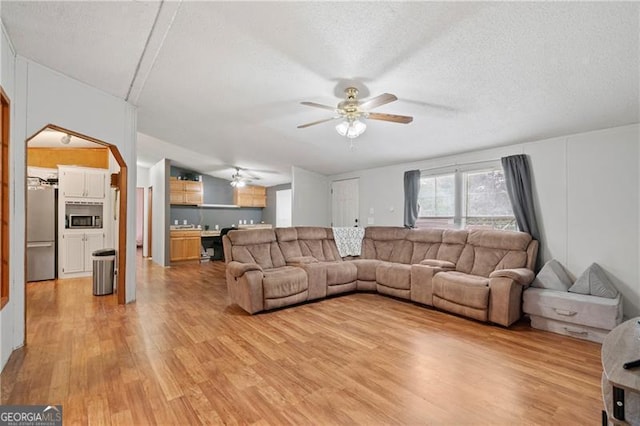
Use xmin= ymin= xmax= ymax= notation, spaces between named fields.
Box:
xmin=25 ymin=125 xmax=128 ymax=307
xmin=275 ymin=189 xmax=292 ymax=227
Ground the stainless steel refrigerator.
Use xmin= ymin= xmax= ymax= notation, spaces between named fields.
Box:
xmin=27 ymin=186 xmax=56 ymax=281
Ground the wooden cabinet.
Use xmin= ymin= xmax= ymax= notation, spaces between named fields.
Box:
xmin=61 ymin=231 xmax=105 ymax=275
xmin=170 ymin=230 xmax=201 ymax=262
xmin=170 ymin=179 xmax=203 ymax=205
xmin=59 ymin=166 xmax=106 ymax=199
xmin=234 ymin=185 xmax=266 ymax=207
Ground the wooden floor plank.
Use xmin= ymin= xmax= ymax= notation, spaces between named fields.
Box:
xmin=1 ymin=252 xmax=604 ymax=424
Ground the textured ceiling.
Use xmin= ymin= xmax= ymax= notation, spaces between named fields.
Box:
xmin=2 ymin=2 xmax=638 ymax=186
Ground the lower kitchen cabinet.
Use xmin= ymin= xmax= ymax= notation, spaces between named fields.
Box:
xmin=61 ymin=231 xmax=105 ymax=275
xmin=170 ymin=230 xmax=201 ymax=262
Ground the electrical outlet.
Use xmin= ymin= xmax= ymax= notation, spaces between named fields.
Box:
xmin=367 ymin=217 xmax=374 ymax=225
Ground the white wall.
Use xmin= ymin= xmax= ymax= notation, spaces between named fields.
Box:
xmin=276 ymin=189 xmax=293 ymax=227
xmin=330 ymin=124 xmax=640 ymax=316
xmin=0 ymin=50 xmax=138 ymax=371
xmin=136 ymin=165 xmax=150 ymax=187
xmin=263 ymin=183 xmax=291 ymax=226
xmin=0 ymin=23 xmax=17 ymax=371
xmin=149 ymin=159 xmax=169 ymax=266
xmin=136 ymin=165 xmax=150 ymax=256
xmin=291 ymin=166 xmax=330 ymax=226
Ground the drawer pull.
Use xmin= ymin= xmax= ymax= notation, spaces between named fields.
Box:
xmin=563 ymin=327 xmax=588 ymax=336
xmin=553 ymin=308 xmax=577 ymax=316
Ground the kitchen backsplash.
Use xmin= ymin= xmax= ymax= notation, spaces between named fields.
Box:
xmin=170 ymin=206 xmax=263 ymax=229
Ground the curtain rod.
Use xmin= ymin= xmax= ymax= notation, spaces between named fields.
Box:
xmin=419 ymin=158 xmax=502 ymax=174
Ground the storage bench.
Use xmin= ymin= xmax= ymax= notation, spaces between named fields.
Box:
xmin=523 ymin=287 xmax=623 ymax=343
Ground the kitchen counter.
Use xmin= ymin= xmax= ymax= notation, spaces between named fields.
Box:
xmin=170 ymin=224 xmax=273 ymax=239
xmin=200 ymin=230 xmax=220 ymax=237
xmin=238 ymin=224 xmax=272 ymax=230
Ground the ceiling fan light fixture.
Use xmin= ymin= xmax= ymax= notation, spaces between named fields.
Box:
xmin=230 ymin=168 xmax=249 ymax=187
xmin=336 ymin=119 xmax=366 ymax=139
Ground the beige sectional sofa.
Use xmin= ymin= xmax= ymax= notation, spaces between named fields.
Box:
xmin=223 ymin=226 xmax=538 ymax=326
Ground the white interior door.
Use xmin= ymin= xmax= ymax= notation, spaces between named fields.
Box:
xmin=331 ymin=178 xmax=359 ymax=227
xmin=276 ymin=189 xmax=292 ymax=227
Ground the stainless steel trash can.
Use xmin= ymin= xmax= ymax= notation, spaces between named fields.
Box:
xmin=93 ymin=248 xmax=116 ymax=296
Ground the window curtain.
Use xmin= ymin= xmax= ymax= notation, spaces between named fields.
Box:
xmin=403 ymin=170 xmax=420 ymax=228
xmin=501 ymin=154 xmax=540 ymax=242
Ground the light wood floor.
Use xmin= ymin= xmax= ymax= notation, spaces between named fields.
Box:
xmin=1 ymin=253 xmax=603 ymax=425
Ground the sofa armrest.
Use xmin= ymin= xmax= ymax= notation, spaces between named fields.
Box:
xmin=489 ymin=268 xmax=535 ymax=285
xmin=419 ymin=259 xmax=456 ymax=270
xmin=287 ymin=256 xmax=318 ymax=265
xmin=227 ymin=261 xmax=263 ymax=278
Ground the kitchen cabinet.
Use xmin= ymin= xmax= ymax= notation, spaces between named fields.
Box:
xmin=61 ymin=231 xmax=105 ymax=275
xmin=234 ymin=185 xmax=266 ymax=207
xmin=170 ymin=179 xmax=203 ymax=205
xmin=59 ymin=166 xmax=106 ymax=199
xmin=170 ymin=230 xmax=201 ymax=261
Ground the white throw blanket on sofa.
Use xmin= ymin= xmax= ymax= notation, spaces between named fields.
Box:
xmin=332 ymin=227 xmax=365 ymax=257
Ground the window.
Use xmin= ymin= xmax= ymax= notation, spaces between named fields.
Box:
xmin=1 ymin=87 xmax=9 ymax=310
xmin=417 ymin=163 xmax=516 ymax=231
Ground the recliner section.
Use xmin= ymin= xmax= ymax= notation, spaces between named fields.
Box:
xmin=223 ymin=226 xmax=538 ymax=326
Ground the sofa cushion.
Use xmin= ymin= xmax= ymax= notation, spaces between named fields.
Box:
xmin=433 ymin=271 xmax=490 ymax=310
xmin=531 ymin=259 xmax=573 ymax=291
xmin=262 ymin=266 xmax=308 ymax=299
xmin=296 ymin=227 xmax=342 ymax=262
xmin=407 ymin=228 xmax=443 ymax=264
xmin=455 ymin=229 xmax=532 ymax=277
xmin=228 ymin=229 xmax=286 ymax=269
xmin=326 ymin=262 xmax=357 ymax=285
xmin=435 ymin=230 xmax=468 ymax=265
xmin=362 ymin=227 xmax=413 ymax=264
xmin=376 ymin=263 xmax=411 ymax=290
xmin=569 ymin=263 xmax=619 ymax=299
xmin=456 ymin=245 xmax=528 ymax=278
xmin=467 ymin=229 xmax=532 ymax=251
xmin=275 ymin=227 xmax=298 ymax=242
xmin=420 ymin=259 xmax=456 ymax=269
xmin=348 ymin=259 xmax=383 ymax=281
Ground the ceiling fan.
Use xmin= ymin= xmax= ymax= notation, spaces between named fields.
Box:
xmin=298 ymin=87 xmax=413 ymax=139
xmin=229 ymin=167 xmax=258 ymax=187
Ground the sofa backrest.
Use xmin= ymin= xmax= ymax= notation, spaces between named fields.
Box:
xmin=406 ymin=228 xmax=468 ymax=265
xmin=297 ymin=227 xmax=342 ymax=261
xmin=274 ymin=227 xmax=301 ymax=260
xmin=455 ymin=229 xmax=533 ymax=277
xmin=275 ymin=227 xmax=342 ymax=262
xmin=225 ymin=227 xmax=537 ymax=275
xmin=362 ymin=227 xmax=413 ymax=264
xmin=225 ymin=228 xmax=286 ymax=269
xmin=406 ymin=228 xmax=443 ymax=263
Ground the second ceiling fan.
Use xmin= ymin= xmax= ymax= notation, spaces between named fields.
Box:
xmin=298 ymin=87 xmax=413 ymax=139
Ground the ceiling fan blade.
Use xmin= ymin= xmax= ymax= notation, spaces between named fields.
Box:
xmin=301 ymin=101 xmax=337 ymax=112
xmin=359 ymin=93 xmax=398 ymax=110
xmin=297 ymin=117 xmax=340 ymax=129
xmin=367 ymin=112 xmax=414 ymax=124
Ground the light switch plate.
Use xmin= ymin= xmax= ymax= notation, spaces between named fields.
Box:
xmin=367 ymin=217 xmax=374 ymax=225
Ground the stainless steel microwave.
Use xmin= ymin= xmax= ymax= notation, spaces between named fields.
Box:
xmin=68 ymin=215 xmax=102 ymax=229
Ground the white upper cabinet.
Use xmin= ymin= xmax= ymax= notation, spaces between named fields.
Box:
xmin=85 ymin=169 xmax=106 ymax=198
xmin=59 ymin=166 xmax=107 ymax=199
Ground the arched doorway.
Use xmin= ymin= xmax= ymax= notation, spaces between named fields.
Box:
xmin=25 ymin=124 xmax=128 ymax=305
